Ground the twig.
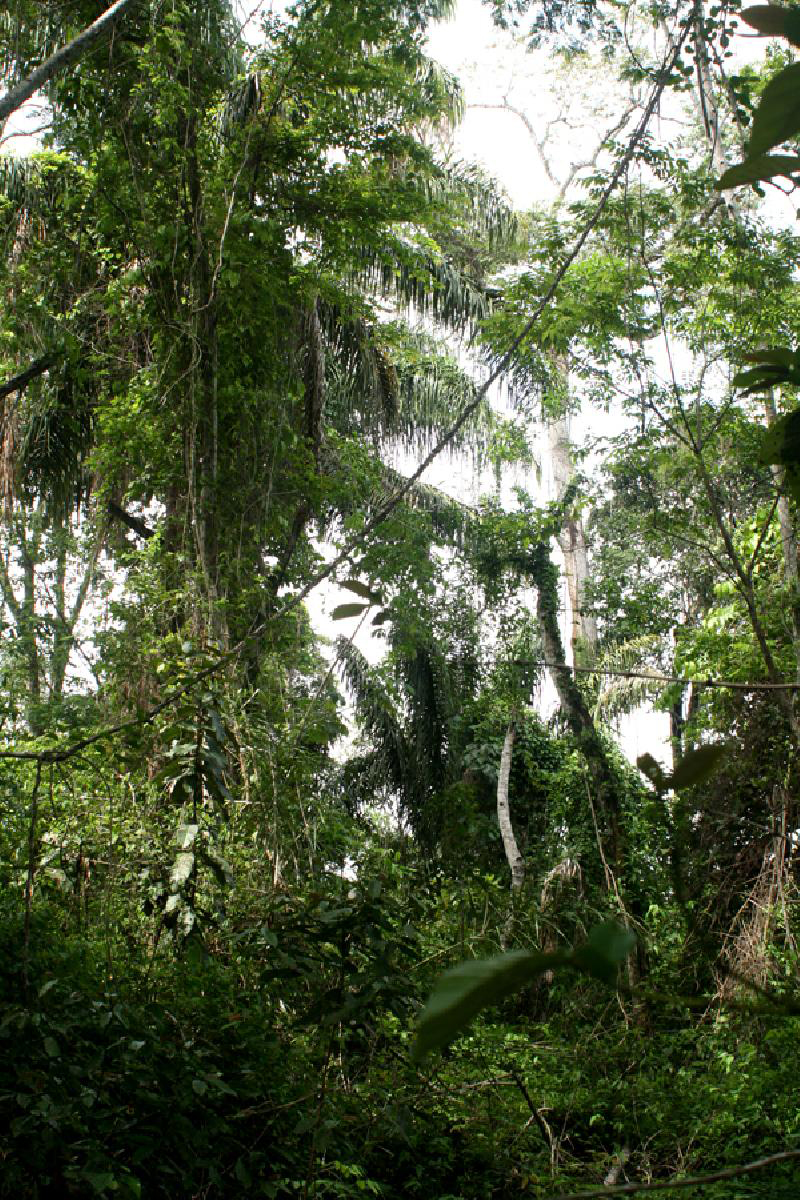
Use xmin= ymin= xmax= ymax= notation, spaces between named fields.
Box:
xmin=508 ymin=1065 xmax=554 ymax=1155
xmin=547 ymin=1148 xmax=800 ymax=1199
xmin=515 ymin=660 xmax=800 ymax=691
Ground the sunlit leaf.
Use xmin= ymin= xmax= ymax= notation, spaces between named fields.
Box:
xmin=170 ymin=851 xmax=195 ymax=890
xmin=175 ymin=823 xmax=198 ymax=850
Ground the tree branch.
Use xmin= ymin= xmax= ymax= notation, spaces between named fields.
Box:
xmin=0 ymin=355 xmax=54 ymax=401
xmin=107 ymin=500 xmax=154 ymax=541
xmin=0 ymin=0 xmax=140 ymax=127
xmin=548 ymin=1148 xmax=800 ymax=1200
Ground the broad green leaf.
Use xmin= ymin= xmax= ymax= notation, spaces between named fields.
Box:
xmin=340 ymin=579 xmax=381 ymax=603
xmin=84 ymin=1173 xmax=116 ymax=1194
xmin=742 ymin=347 xmax=798 ymax=368
xmin=748 ymin=63 xmax=800 ymax=157
xmin=208 ymin=707 xmax=227 ymax=745
xmin=731 ymin=365 xmax=791 ymax=391
xmin=743 ymin=5 xmax=800 ymax=45
xmin=204 ymin=849 xmax=234 ymax=888
xmin=412 ymin=950 xmax=565 ymax=1061
xmin=43 ymin=1036 xmax=60 ymax=1058
xmin=760 ymin=409 xmax=800 ymax=468
xmin=572 ymin=920 xmax=637 ymax=986
xmin=372 ymin=610 xmax=390 ymax=626
xmin=331 ymin=602 xmax=369 ymax=620
xmin=413 ymin=922 xmax=636 ymax=1059
xmin=760 ymin=410 xmax=800 ymax=501
xmin=667 ymin=744 xmax=729 ymax=791
xmin=718 ymin=153 xmax=800 ymax=188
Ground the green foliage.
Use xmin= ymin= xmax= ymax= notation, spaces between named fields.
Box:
xmin=1 ymin=2 xmax=800 ymax=1198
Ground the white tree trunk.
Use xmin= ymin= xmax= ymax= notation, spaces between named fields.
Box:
xmin=546 ymin=414 xmax=597 ymax=661
xmin=497 ymin=722 xmax=524 ymax=892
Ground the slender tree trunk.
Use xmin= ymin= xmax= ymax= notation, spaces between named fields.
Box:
xmin=497 ymin=721 xmax=524 ymax=892
xmin=497 ymin=719 xmax=523 ymax=948
xmin=534 ymin=544 xmax=622 ymax=873
xmin=669 ymin=689 xmax=685 ymax=773
xmin=687 ymin=433 xmax=800 ymax=744
xmin=50 ymin=517 xmax=107 ymax=701
xmin=546 ymin=401 xmax=597 ymax=665
xmin=20 ymin=545 xmax=42 ymax=735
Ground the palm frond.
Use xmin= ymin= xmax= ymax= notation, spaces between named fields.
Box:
xmin=389 ymin=328 xmax=493 ymax=457
xmin=336 ymin=639 xmax=407 ymax=795
xmin=15 ymin=364 xmax=95 ymax=513
xmin=351 ymin=240 xmax=494 ymax=333
xmin=413 ymin=57 xmax=464 ymax=130
xmin=319 ymin=303 xmax=399 ymax=434
xmin=421 ymin=159 xmax=518 ymax=252
xmin=590 ymin=633 xmax=665 ymax=721
xmin=0 ymin=153 xmax=70 ymax=234
xmin=322 ymin=313 xmax=494 ymax=459
xmin=380 ymin=464 xmax=474 ymax=549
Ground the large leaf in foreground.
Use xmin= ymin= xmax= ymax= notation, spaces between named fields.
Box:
xmin=413 ymin=921 xmax=635 ymax=1060
xmin=718 ymin=154 xmax=800 ymax=189
xmin=743 ymin=5 xmax=800 ymax=46
xmin=747 ymin=62 xmax=800 ymax=158
xmin=760 ymin=409 xmax=800 ymax=503
xmin=667 ymin=743 xmax=730 ymax=791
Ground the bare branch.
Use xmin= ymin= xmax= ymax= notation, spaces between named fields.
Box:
xmin=468 ymin=101 xmax=560 ymax=188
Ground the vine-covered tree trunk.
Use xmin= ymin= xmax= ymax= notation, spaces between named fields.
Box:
xmin=765 ymin=392 xmax=800 ymax=686
xmin=533 ymin=543 xmax=622 ymax=875
xmin=546 ymin=394 xmax=596 ymax=666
